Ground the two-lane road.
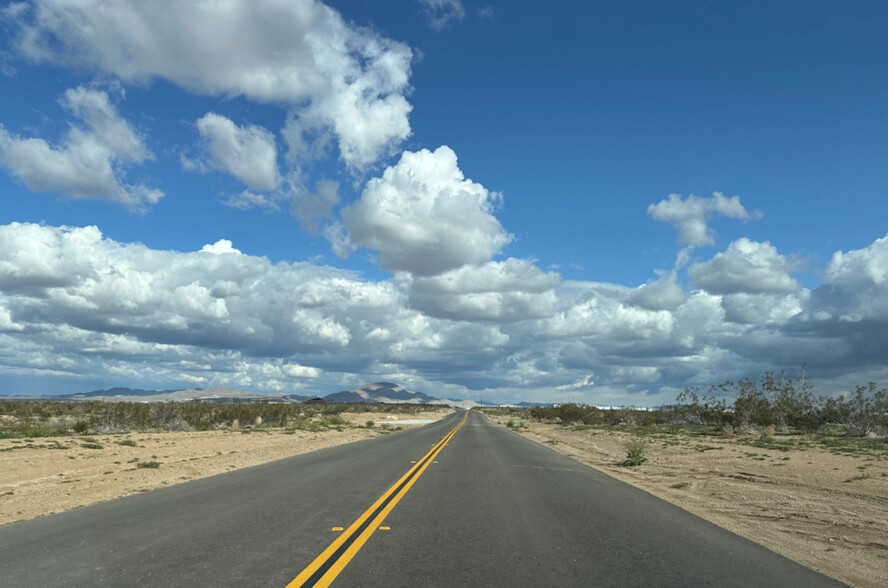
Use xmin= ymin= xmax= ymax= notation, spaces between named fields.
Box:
xmin=0 ymin=410 xmax=846 ymax=587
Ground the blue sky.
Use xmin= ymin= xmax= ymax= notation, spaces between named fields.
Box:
xmin=0 ymin=0 xmax=886 ymax=404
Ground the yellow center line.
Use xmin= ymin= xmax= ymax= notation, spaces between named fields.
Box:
xmin=286 ymin=411 xmax=468 ymax=588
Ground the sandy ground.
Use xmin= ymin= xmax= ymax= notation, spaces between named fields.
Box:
xmin=0 ymin=409 xmax=453 ymax=527
xmin=499 ymin=419 xmax=888 ymax=588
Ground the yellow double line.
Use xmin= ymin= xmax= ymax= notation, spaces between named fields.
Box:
xmin=286 ymin=411 xmax=468 ymax=588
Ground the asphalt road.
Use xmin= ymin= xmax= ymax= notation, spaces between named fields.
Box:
xmin=0 ymin=410 xmax=846 ymax=587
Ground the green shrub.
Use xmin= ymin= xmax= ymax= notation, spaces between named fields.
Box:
xmin=71 ymin=420 xmax=90 ymax=434
xmin=621 ymin=439 xmax=647 ymax=467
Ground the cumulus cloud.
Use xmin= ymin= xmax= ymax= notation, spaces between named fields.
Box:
xmin=721 ymin=292 xmax=805 ymax=325
xmin=647 ymin=192 xmax=760 ymax=247
xmin=1 ymin=221 xmax=886 ymax=405
xmin=10 ymin=0 xmax=413 ymax=170
xmin=418 ymin=0 xmax=465 ymax=30
xmin=0 ymin=223 xmax=395 ymax=356
xmin=0 ymin=222 xmax=519 ymax=394
xmin=0 ymin=86 xmax=162 ymax=210
xmin=810 ymin=234 xmax=888 ymax=322
xmin=688 ymin=238 xmax=800 ymax=295
xmin=539 ymin=283 xmax=676 ymax=342
xmin=200 ymin=240 xmax=242 ymax=255
xmin=407 ymin=258 xmax=560 ymax=322
xmin=629 ymin=270 xmax=687 ymax=311
xmin=340 ymin=146 xmax=512 ymax=276
xmin=824 ymin=234 xmax=888 ymax=288
xmin=187 ymin=113 xmax=280 ymax=191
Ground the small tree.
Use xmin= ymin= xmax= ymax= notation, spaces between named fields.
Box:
xmin=674 ymin=387 xmax=730 ymax=427
xmin=733 ymin=378 xmax=773 ymax=432
xmin=824 ymin=383 xmax=888 ymax=437
xmin=763 ymin=369 xmax=822 ymax=433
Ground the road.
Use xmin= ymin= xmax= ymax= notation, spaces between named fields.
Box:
xmin=0 ymin=410 xmax=846 ymax=587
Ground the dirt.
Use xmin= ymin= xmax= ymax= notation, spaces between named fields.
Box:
xmin=0 ymin=409 xmax=453 ymax=527
xmin=501 ymin=419 xmax=888 ymax=588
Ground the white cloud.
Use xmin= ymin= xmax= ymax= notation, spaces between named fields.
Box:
xmin=407 ymin=258 xmax=560 ymax=322
xmin=200 ymin=240 xmax=242 ymax=255
xmin=0 ymin=304 xmax=24 ymax=332
xmin=688 ymin=238 xmax=800 ymax=295
xmin=629 ymin=270 xmax=687 ymax=311
xmin=10 ymin=0 xmax=413 ymax=170
xmin=62 ymin=86 xmax=150 ymax=162
xmin=0 ymin=223 xmax=398 ymax=356
xmin=340 ymin=146 xmax=512 ymax=275
xmin=282 ymin=363 xmax=321 ymax=378
xmin=0 ymin=86 xmax=161 ymax=210
xmin=721 ymin=292 xmax=805 ymax=325
xmin=0 ymin=222 xmax=99 ymax=292
xmin=539 ymin=283 xmax=675 ymax=341
xmin=824 ymin=234 xmax=888 ymax=287
xmin=812 ymin=233 xmax=888 ymax=322
xmin=224 ymin=190 xmax=281 ymax=211
xmin=647 ymin=192 xmax=760 ymax=247
xmin=418 ymin=0 xmax=465 ymax=30
xmin=189 ymin=113 xmax=280 ymax=191
xmin=1 ymin=221 xmax=886 ymax=405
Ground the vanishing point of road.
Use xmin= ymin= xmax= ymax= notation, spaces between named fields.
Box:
xmin=0 ymin=410 xmax=846 ymax=587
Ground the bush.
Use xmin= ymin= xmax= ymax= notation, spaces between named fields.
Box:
xmin=673 ymin=370 xmax=834 ymax=434
xmin=530 ymin=403 xmax=604 ymax=425
xmin=823 ymin=383 xmax=888 ymax=437
xmin=136 ymin=461 xmax=161 ymax=469
xmin=763 ymin=370 xmax=821 ymax=433
xmin=621 ymin=439 xmax=647 ymax=467
xmin=71 ymin=420 xmax=90 ymax=434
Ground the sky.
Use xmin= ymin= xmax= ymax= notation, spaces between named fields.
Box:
xmin=0 ymin=0 xmax=886 ymax=405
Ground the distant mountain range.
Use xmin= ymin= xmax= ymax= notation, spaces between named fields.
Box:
xmin=4 ymin=386 xmax=309 ymax=404
xmin=322 ymin=382 xmax=435 ymax=404
xmin=0 ymin=382 xmax=548 ymax=408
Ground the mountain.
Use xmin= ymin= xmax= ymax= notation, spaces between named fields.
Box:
xmin=19 ymin=387 xmax=309 ymax=403
xmin=2 ymin=382 xmax=520 ymax=408
xmin=323 ymin=382 xmax=436 ymax=404
xmin=69 ymin=387 xmax=181 ymax=398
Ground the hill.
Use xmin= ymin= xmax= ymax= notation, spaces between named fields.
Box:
xmin=323 ymin=382 xmax=436 ymax=404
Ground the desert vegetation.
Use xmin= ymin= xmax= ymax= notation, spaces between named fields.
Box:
xmin=520 ymin=371 xmax=888 ymax=440
xmin=0 ymin=400 xmax=446 ymax=439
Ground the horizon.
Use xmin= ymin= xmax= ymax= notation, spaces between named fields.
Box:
xmin=1 ymin=1 xmax=886 ymax=406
